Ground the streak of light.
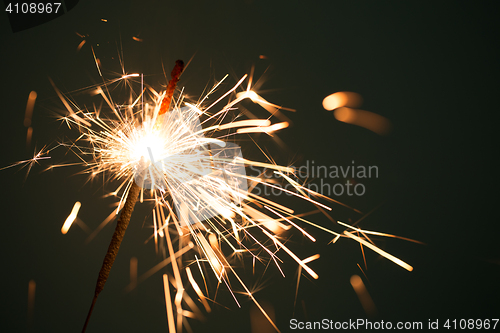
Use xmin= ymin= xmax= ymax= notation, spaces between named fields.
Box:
xmin=153 ymin=209 xmax=158 ymax=254
xmin=86 ymin=206 xmax=123 ymax=243
xmin=121 ymin=73 xmax=140 ymax=79
xmin=124 ymin=243 xmax=194 ymax=292
xmin=91 ymin=46 xmax=102 ymax=77
xmin=328 ymin=234 xmax=341 ymax=244
xmin=245 ymin=190 xmax=294 ymax=214
xmin=26 ymin=127 xmax=33 ymax=149
xmin=24 ymin=91 xmax=37 ymax=127
xmin=236 ymin=90 xmax=296 ymax=112
xmin=360 ymin=234 xmax=367 ymax=270
xmin=132 ymin=36 xmax=143 ymax=42
xmin=338 ymin=221 xmax=424 ymax=244
xmin=293 ymin=254 xmax=320 ymax=314
xmin=163 ymin=274 xmax=176 ymax=333
xmin=48 ymin=77 xmax=92 ymax=127
xmin=74 ymin=218 xmax=91 ymax=234
xmin=236 ymin=122 xmax=289 ymax=134
xmin=0 ymin=147 xmax=50 ymax=173
xmin=185 ymin=267 xmax=211 ymax=313
xmin=357 ymin=263 xmax=370 ymax=284
xmin=293 ymin=265 xmax=303 ymax=317
xmin=266 ymin=230 xmax=319 ymax=279
xmin=334 ymin=107 xmax=392 ymax=135
xmin=238 ymin=158 xmax=294 ymax=173
xmin=322 ymin=91 xmax=363 ymax=111
xmin=270 ymin=206 xmax=340 ymax=240
xmin=201 ymin=75 xmax=248 ymax=124
xmin=264 ymin=206 xmax=316 ymax=242
xmin=344 ymin=231 xmax=413 ymax=271
xmin=228 ymin=264 xmax=280 ymax=332
xmin=302 ymin=254 xmax=320 ymax=264
xmin=218 ymin=119 xmax=271 ymax=130
xmin=276 ymin=171 xmax=349 ymax=213
xmin=244 ymin=175 xmax=332 ymax=211
xmin=350 ymin=275 xmax=377 ymax=317
xmin=61 ymin=201 xmax=81 ymax=234
xmin=76 ymin=40 xmax=86 ymax=52
xmin=277 ymin=171 xmax=362 ymax=214
xmin=250 ymin=301 xmax=276 ymax=333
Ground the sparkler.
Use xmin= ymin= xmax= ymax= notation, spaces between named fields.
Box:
xmin=82 ymin=61 xmax=184 ymax=332
xmin=4 ymin=54 xmax=418 ymax=332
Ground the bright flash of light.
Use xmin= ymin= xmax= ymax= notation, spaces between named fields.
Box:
xmin=41 ymin=62 xmax=415 ymax=332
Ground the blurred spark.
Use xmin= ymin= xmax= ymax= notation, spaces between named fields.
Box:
xmin=322 ymin=91 xmax=362 ymax=111
xmin=76 ymin=40 xmax=86 ymax=52
xmin=26 ymin=127 xmax=33 ymax=149
xmin=61 ymin=201 xmax=82 ymax=234
xmin=350 ymin=275 xmax=376 ymax=317
xmin=130 ymin=257 xmax=138 ymax=289
xmin=24 ymin=91 xmax=37 ymax=127
xmin=27 ymin=279 xmax=36 ymax=329
xmin=24 ymin=91 xmax=37 ymax=149
xmin=334 ymin=107 xmax=392 ymax=135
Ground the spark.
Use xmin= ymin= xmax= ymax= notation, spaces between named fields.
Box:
xmin=61 ymin=201 xmax=82 ymax=234
xmin=0 ymin=146 xmax=51 ymax=177
xmin=322 ymin=91 xmax=362 ymax=111
xmin=334 ymin=107 xmax=392 ymax=135
xmin=323 ymin=91 xmax=391 ymax=135
xmin=344 ymin=231 xmax=414 ymax=271
xmin=337 ymin=220 xmax=425 ymax=244
xmin=24 ymin=90 xmax=37 ymax=126
xmin=121 ymin=73 xmax=140 ymax=79
xmin=350 ymin=274 xmax=376 ymax=317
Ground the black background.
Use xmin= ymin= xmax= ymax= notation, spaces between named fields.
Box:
xmin=1 ymin=1 xmax=499 ymax=332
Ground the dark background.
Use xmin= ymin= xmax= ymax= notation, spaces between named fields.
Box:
xmin=1 ymin=1 xmax=499 ymax=332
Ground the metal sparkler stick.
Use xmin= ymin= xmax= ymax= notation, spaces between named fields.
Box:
xmin=82 ymin=60 xmax=185 ymax=332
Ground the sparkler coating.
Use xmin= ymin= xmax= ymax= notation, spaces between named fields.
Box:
xmin=82 ymin=180 xmax=140 ymax=333
xmin=94 ymin=182 xmax=140 ymax=296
